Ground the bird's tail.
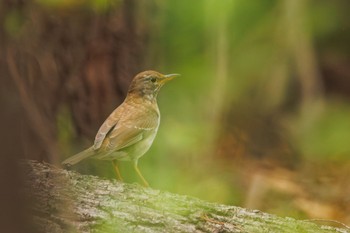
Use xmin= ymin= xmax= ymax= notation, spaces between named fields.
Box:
xmin=62 ymin=146 xmax=95 ymax=166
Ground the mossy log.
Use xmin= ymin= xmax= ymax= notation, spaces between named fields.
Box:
xmin=23 ymin=160 xmax=348 ymax=233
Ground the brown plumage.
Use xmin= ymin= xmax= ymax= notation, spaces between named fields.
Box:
xmin=62 ymin=70 xmax=179 ymax=186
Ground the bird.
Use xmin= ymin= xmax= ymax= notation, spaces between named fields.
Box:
xmin=62 ymin=70 xmax=179 ymax=186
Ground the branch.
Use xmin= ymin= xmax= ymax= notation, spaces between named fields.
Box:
xmin=23 ymin=160 xmax=348 ymax=233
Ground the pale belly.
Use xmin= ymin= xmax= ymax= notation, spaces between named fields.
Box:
xmin=97 ymin=128 xmax=158 ymax=161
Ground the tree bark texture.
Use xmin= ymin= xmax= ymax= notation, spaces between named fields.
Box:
xmin=23 ymin=160 xmax=349 ymax=233
xmin=1 ymin=0 xmax=147 ymax=163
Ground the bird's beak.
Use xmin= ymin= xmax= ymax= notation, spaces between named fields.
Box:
xmin=160 ymin=73 xmax=180 ymax=84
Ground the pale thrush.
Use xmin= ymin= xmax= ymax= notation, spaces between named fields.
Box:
xmin=62 ymin=70 xmax=179 ymax=186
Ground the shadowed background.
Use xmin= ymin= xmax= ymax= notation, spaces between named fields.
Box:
xmin=1 ymin=0 xmax=349 ymax=231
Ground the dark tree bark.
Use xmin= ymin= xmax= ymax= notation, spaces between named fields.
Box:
xmin=23 ymin=160 xmax=349 ymax=233
xmin=1 ymin=0 xmax=147 ymax=164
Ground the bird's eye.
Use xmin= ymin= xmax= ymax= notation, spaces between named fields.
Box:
xmin=150 ymin=77 xmax=156 ymax=83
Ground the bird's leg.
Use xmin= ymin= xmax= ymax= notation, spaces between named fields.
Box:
xmin=133 ymin=160 xmax=149 ymax=187
xmin=112 ymin=160 xmax=123 ymax=181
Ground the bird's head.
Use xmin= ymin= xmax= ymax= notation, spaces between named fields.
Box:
xmin=127 ymin=70 xmax=180 ymax=101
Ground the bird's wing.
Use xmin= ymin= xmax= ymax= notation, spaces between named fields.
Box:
xmin=105 ymin=105 xmax=159 ymax=151
xmin=93 ymin=105 xmax=124 ymax=150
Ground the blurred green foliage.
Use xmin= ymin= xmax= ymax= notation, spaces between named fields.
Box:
xmin=35 ymin=0 xmax=121 ymax=12
xmin=140 ymin=0 xmax=350 ymax=221
xmin=295 ymin=101 xmax=350 ymax=159
xmin=4 ymin=9 xmax=25 ymax=37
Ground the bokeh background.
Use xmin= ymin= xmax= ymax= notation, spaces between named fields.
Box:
xmin=1 ymin=0 xmax=350 ymax=231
